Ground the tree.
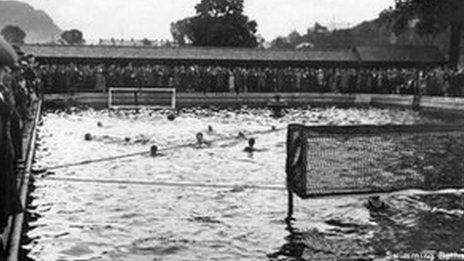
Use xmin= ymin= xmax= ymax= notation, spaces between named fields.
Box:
xmin=313 ymin=22 xmax=329 ymax=34
xmin=270 ymin=31 xmax=304 ymax=50
xmin=270 ymin=36 xmax=294 ymax=49
xmin=391 ymin=0 xmax=464 ymax=67
xmin=60 ymin=29 xmax=85 ymax=45
xmin=1 ymin=25 xmax=26 ymax=44
xmin=171 ymin=0 xmax=259 ymax=47
xmin=170 ymin=18 xmax=192 ymax=45
xmin=142 ymin=38 xmax=152 ymax=46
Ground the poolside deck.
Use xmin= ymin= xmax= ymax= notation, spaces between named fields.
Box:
xmin=43 ymin=92 xmax=464 ymax=113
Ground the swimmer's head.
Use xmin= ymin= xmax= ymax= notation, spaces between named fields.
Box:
xmin=167 ymin=114 xmax=176 ymax=121
xmin=124 ymin=137 xmax=131 ymax=142
xmin=84 ymin=133 xmax=92 ymax=141
xmin=367 ymin=196 xmax=385 ymax=210
xmin=150 ymin=145 xmax=158 ymax=157
xmin=248 ymin=138 xmax=255 ymax=147
xmin=208 ymin=125 xmax=213 ymax=132
xmin=196 ymin=132 xmax=204 ymax=142
xmin=97 ymin=122 xmax=103 ymax=127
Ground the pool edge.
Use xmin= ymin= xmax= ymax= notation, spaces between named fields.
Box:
xmin=5 ymin=99 xmax=42 ymax=261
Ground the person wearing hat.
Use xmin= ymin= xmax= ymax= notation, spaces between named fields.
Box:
xmin=11 ymin=44 xmax=25 ymax=58
xmin=0 ymin=35 xmax=23 ymax=231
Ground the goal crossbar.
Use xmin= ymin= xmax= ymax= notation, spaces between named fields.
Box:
xmin=108 ymin=87 xmax=176 ymax=110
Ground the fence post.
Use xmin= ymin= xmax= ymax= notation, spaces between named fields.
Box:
xmin=286 ymin=190 xmax=294 ymax=224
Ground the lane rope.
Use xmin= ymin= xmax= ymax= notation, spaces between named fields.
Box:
xmin=39 ymin=176 xmax=464 ymax=198
xmin=42 ymin=176 xmax=287 ymax=191
xmin=42 ymin=126 xmax=287 ymax=170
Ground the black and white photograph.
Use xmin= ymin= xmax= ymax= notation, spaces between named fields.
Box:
xmin=1 ymin=0 xmax=464 ymax=260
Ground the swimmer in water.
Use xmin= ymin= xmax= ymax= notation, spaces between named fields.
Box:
xmin=84 ymin=133 xmax=93 ymax=141
xmin=219 ymin=131 xmax=246 ymax=148
xmin=167 ymin=114 xmax=176 ymax=121
xmin=244 ymin=138 xmax=255 ymax=152
xmin=365 ymin=196 xmax=388 ymax=211
xmin=237 ymin=131 xmax=246 ymax=140
xmin=149 ymin=145 xmax=165 ymax=157
xmin=244 ymin=138 xmax=258 ymax=153
xmin=196 ymin=132 xmax=211 ymax=147
xmin=244 ymin=138 xmax=267 ymax=153
xmin=150 ymin=145 xmax=158 ymax=157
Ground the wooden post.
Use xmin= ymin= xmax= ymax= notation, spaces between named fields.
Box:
xmin=286 ymin=189 xmax=294 ymax=224
xmin=134 ymin=90 xmax=139 ymax=107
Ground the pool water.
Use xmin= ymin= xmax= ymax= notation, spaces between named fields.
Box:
xmin=24 ymin=107 xmax=464 ymax=260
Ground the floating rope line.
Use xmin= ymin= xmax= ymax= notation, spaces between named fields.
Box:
xmin=39 ymin=176 xmax=464 ymax=198
xmin=43 ymin=126 xmax=287 ymax=171
xmin=42 ymin=176 xmax=286 ymax=191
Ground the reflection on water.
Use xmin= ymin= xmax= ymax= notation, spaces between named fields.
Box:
xmin=271 ymin=193 xmax=464 ymax=260
xmin=23 ymin=107 xmax=464 ymax=260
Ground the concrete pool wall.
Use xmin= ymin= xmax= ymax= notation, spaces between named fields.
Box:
xmin=44 ymin=92 xmax=464 ymax=112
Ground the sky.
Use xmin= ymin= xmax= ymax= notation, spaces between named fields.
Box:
xmin=16 ymin=0 xmax=395 ymax=42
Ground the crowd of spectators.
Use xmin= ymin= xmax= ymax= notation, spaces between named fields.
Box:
xmin=37 ymin=63 xmax=464 ymax=97
xmin=0 ymin=42 xmax=39 ymax=250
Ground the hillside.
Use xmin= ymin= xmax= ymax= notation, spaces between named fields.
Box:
xmin=0 ymin=0 xmax=62 ymax=43
xmin=270 ymin=15 xmax=459 ymax=59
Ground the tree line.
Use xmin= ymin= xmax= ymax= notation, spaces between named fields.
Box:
xmin=1 ymin=0 xmax=463 ymax=65
xmin=1 ymin=25 xmax=85 ymax=45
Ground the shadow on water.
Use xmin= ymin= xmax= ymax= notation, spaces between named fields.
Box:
xmin=269 ymin=193 xmax=464 ymax=260
xmin=267 ymin=223 xmax=309 ymax=260
xmin=369 ymin=193 xmax=464 ymax=256
xmin=268 ymin=220 xmax=374 ymax=260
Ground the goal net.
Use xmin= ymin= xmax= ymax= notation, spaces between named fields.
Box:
xmin=286 ymin=124 xmax=464 ymax=199
xmin=108 ymin=87 xmax=176 ymax=110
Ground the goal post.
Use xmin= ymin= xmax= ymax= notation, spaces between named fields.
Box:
xmin=108 ymin=87 xmax=176 ymax=110
xmin=285 ymin=123 xmax=464 ymax=219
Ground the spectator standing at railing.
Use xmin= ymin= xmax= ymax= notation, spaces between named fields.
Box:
xmin=171 ymin=67 xmax=181 ymax=91
xmin=148 ymin=65 xmax=156 ymax=87
xmin=0 ymin=66 xmax=22 ymax=160
xmin=265 ymin=68 xmax=276 ymax=93
xmin=0 ymin=37 xmax=23 ymax=231
xmin=28 ymin=61 xmax=464 ymax=97
xmin=256 ymin=68 xmax=265 ymax=92
xmin=300 ymin=68 xmax=310 ymax=92
xmin=246 ymin=68 xmax=256 ymax=92
xmin=8 ymin=71 xmax=25 ymax=162
xmin=105 ymin=65 xmax=115 ymax=88
xmin=177 ymin=66 xmax=187 ymax=92
xmin=215 ymin=67 xmax=225 ymax=92
xmin=233 ymin=68 xmax=242 ymax=94
xmin=95 ymin=67 xmax=106 ymax=93
xmin=228 ymin=69 xmax=235 ymax=93
xmin=192 ymin=66 xmax=201 ymax=92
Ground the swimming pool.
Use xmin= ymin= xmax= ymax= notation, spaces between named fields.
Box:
xmin=24 ymin=106 xmax=464 ymax=260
